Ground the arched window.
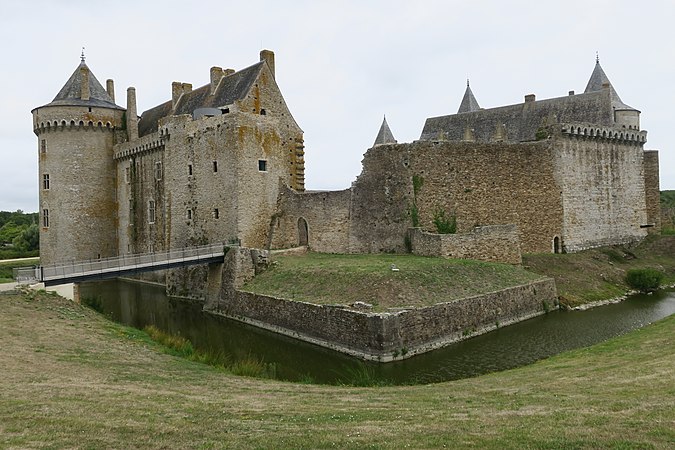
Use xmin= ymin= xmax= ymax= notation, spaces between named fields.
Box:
xmin=298 ymin=217 xmax=308 ymax=247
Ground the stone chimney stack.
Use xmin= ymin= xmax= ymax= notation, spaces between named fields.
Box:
xmin=224 ymin=68 xmax=235 ymax=76
xmin=106 ymin=79 xmax=115 ymax=102
xmin=80 ymin=65 xmax=90 ymax=101
xmin=260 ymin=49 xmax=275 ymax=79
xmin=210 ymin=67 xmax=224 ymax=95
xmin=524 ymin=94 xmax=536 ymax=103
xmin=172 ymin=82 xmax=192 ymax=109
xmin=126 ymin=87 xmax=139 ymax=141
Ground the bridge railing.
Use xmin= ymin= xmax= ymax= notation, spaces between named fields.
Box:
xmin=40 ymin=242 xmax=226 ymax=282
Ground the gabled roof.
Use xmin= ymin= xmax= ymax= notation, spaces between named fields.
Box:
xmin=40 ymin=61 xmax=123 ymax=110
xmin=373 ymin=116 xmax=397 ymax=146
xmin=457 ymin=80 xmax=481 ymax=113
xmin=584 ymin=59 xmax=637 ymax=112
xmin=138 ymin=62 xmax=264 ymax=137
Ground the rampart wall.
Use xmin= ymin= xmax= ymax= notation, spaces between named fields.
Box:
xmin=408 ymin=225 xmax=522 ymax=264
xmin=207 ymin=248 xmax=557 ymax=361
xmin=348 ymin=140 xmax=563 ymax=254
xmin=553 ymin=131 xmax=648 ymax=251
xmin=644 ymin=150 xmax=661 ymax=233
xmin=271 ymin=186 xmax=351 ymax=252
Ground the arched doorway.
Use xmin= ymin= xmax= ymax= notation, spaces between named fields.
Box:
xmin=553 ymin=236 xmax=561 ymax=254
xmin=298 ymin=217 xmax=308 ymax=247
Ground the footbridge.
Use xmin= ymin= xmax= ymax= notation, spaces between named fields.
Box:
xmin=30 ymin=243 xmax=227 ymax=287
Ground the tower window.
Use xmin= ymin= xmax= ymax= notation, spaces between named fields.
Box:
xmin=42 ymin=209 xmax=49 ymax=228
xmin=258 ymin=160 xmax=267 ymax=172
xmin=154 ymin=161 xmax=162 ymax=181
xmin=213 ymin=161 xmax=218 ymax=172
xmin=260 ymin=109 xmax=267 ymax=115
xmin=40 ymin=139 xmax=46 ymax=154
xmin=128 ymin=199 xmax=133 ymax=226
xmin=42 ymin=174 xmax=50 ymax=190
xmin=187 ymin=209 xmax=193 ymax=220
xmin=148 ymin=200 xmax=156 ymax=224
xmin=213 ymin=208 xmax=219 ymax=219
xmin=125 ymin=166 xmax=131 ymax=184
xmin=188 ymin=164 xmax=193 ymax=176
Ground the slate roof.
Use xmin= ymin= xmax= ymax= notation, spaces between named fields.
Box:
xmin=584 ymin=60 xmax=637 ymax=112
xmin=39 ymin=61 xmax=123 ymax=110
xmin=373 ymin=116 xmax=397 ymax=146
xmin=457 ymin=81 xmax=481 ymax=113
xmin=138 ymin=62 xmax=264 ymax=137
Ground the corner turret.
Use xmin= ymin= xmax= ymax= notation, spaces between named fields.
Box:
xmin=373 ymin=116 xmax=397 ymax=146
xmin=31 ymin=53 xmax=125 ymax=265
xmin=584 ymin=55 xmax=640 ymax=129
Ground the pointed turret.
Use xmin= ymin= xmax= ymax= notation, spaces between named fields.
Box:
xmin=42 ymin=57 xmax=122 ymax=110
xmin=457 ymin=79 xmax=481 ymax=113
xmin=373 ymin=116 xmax=397 ymax=146
xmin=584 ymin=56 xmax=637 ymax=112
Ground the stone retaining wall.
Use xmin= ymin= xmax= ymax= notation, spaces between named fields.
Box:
xmin=206 ymin=248 xmax=557 ymax=361
xmin=408 ymin=225 xmax=522 ymax=264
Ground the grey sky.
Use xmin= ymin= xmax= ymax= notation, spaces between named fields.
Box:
xmin=1 ymin=0 xmax=673 ymax=212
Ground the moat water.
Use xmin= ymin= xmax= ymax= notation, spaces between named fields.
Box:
xmin=80 ymin=280 xmax=675 ymax=385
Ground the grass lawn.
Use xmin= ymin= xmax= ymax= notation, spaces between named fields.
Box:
xmin=242 ymin=253 xmax=547 ymax=311
xmin=524 ymin=235 xmax=675 ymax=307
xmin=0 ymin=289 xmax=673 ymax=449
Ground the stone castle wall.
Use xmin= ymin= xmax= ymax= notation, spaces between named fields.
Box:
xmin=643 ymin=150 xmax=661 ymax=233
xmin=348 ymin=140 xmax=564 ymax=254
xmin=553 ymin=133 xmax=648 ymax=251
xmin=408 ymin=225 xmax=522 ymax=264
xmin=271 ymin=186 xmax=351 ymax=252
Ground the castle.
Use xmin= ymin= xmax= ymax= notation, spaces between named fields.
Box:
xmin=33 ymin=50 xmax=661 ymax=268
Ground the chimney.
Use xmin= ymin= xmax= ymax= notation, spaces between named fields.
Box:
xmin=260 ymin=49 xmax=275 ymax=79
xmin=106 ymin=79 xmax=115 ymax=102
xmin=126 ymin=87 xmax=139 ymax=141
xmin=524 ymin=94 xmax=536 ymax=103
xmin=568 ymin=90 xmax=575 ymax=96
xmin=80 ymin=66 xmax=90 ymax=101
xmin=172 ymin=82 xmax=192 ymax=109
xmin=224 ymin=68 xmax=235 ymax=76
xmin=210 ymin=66 xmax=224 ymax=95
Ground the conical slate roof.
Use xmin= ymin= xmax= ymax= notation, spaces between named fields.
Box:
xmin=584 ymin=59 xmax=637 ymax=112
xmin=41 ymin=60 xmax=123 ymax=110
xmin=373 ymin=116 xmax=397 ymax=146
xmin=457 ymin=80 xmax=481 ymax=113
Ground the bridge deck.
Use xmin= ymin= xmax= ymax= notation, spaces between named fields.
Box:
xmin=38 ymin=243 xmax=227 ymax=286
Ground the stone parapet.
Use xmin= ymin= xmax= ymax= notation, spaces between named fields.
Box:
xmin=408 ymin=225 xmax=522 ymax=264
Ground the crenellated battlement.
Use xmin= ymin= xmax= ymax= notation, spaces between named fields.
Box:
xmin=558 ymin=123 xmax=647 ymax=144
xmin=34 ymin=119 xmax=116 ymax=135
xmin=114 ymin=134 xmax=165 ymax=160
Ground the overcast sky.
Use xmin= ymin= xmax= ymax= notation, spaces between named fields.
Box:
xmin=1 ymin=0 xmax=673 ymax=212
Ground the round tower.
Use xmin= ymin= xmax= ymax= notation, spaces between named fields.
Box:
xmin=31 ymin=54 xmax=125 ymax=265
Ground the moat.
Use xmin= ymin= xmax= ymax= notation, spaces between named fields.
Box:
xmin=81 ymin=279 xmax=675 ymax=385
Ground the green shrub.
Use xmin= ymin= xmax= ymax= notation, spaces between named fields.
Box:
xmin=433 ymin=209 xmax=457 ymax=234
xmin=625 ymin=268 xmax=663 ymax=293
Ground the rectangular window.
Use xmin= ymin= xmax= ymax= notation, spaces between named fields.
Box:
xmin=125 ymin=166 xmax=130 ymax=184
xmin=258 ymin=159 xmax=267 ymax=172
xmin=42 ymin=174 xmax=50 ymax=190
xmin=188 ymin=164 xmax=193 ymax=176
xmin=40 ymin=139 xmax=46 ymax=153
xmin=213 ymin=208 xmax=219 ymax=219
xmin=213 ymin=161 xmax=218 ymax=172
xmin=148 ymin=200 xmax=156 ymax=224
xmin=187 ymin=209 xmax=192 ymax=220
xmin=128 ymin=199 xmax=133 ymax=225
xmin=154 ymin=161 xmax=162 ymax=181
xmin=42 ymin=209 xmax=49 ymax=228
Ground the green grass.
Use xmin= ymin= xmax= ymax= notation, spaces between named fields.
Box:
xmin=523 ymin=235 xmax=675 ymax=307
xmin=1 ymin=289 xmax=673 ymax=449
xmin=243 ymin=253 xmax=547 ymax=311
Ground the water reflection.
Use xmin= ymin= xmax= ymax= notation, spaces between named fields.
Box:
xmin=80 ymin=280 xmax=675 ymax=385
